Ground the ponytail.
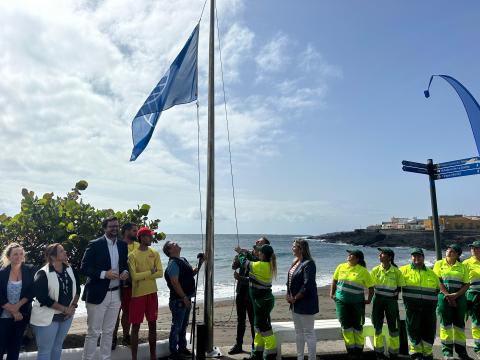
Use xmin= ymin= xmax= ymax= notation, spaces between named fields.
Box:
xmin=359 ymin=259 xmax=367 ymax=268
xmin=270 ymin=253 xmax=277 ymax=279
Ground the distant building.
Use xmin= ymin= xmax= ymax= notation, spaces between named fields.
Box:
xmin=424 ymin=215 xmax=480 ymax=231
xmin=379 ymin=217 xmax=425 ymax=230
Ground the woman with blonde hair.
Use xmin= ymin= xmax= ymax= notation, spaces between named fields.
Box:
xmin=286 ymin=239 xmax=318 ymax=360
xmin=0 ymin=243 xmax=35 ymax=360
xmin=31 ymin=243 xmax=81 ymax=360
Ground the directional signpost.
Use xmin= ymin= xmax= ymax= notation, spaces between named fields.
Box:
xmin=402 ymin=156 xmax=480 ymax=260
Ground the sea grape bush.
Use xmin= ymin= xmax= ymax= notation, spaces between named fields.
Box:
xmin=0 ymin=180 xmax=166 ymax=271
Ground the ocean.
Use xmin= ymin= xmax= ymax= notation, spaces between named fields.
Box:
xmin=75 ymin=233 xmax=438 ymax=317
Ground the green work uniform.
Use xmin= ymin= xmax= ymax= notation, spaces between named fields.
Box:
xmin=400 ymin=264 xmax=440 ymax=360
xmin=370 ymin=264 xmax=405 ymax=358
xmin=239 ymin=253 xmax=276 ymax=360
xmin=433 ymin=259 xmax=470 ymax=358
xmin=463 ymin=256 xmax=480 ymax=354
xmin=333 ymin=262 xmax=374 ymax=357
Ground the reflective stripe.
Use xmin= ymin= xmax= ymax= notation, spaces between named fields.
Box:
xmin=250 ymin=282 xmax=271 ymax=290
xmin=402 ymin=292 xmax=438 ymax=301
xmin=375 ymin=289 xmax=397 ymax=297
xmin=338 ymin=286 xmax=364 ymax=295
xmin=341 ymin=279 xmax=366 ymax=290
xmin=403 ymin=285 xmax=437 ymax=294
xmin=260 ymin=329 xmax=273 ymax=337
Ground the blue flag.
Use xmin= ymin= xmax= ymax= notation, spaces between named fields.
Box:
xmin=130 ymin=25 xmax=199 ymax=161
xmin=425 ymin=74 xmax=480 ymax=156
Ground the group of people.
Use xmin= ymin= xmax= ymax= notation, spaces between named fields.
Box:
xmin=0 ymin=216 xmax=203 ymax=360
xmin=4 ymin=220 xmax=480 ymax=360
xmin=331 ymin=243 xmax=480 ymax=360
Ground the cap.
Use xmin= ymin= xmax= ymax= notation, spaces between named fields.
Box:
xmin=258 ymin=244 xmax=274 ymax=258
xmin=469 ymin=241 xmax=480 ymax=248
xmin=411 ymin=248 xmax=424 ymax=256
xmin=447 ymin=243 xmax=462 ymax=255
xmin=137 ymin=227 xmax=155 ymax=238
xmin=378 ymin=248 xmax=395 ymax=256
xmin=347 ymin=249 xmax=364 ymax=260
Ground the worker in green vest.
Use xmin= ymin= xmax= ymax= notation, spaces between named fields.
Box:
xmin=370 ymin=248 xmax=405 ymax=360
xmin=331 ymin=249 xmax=374 ymax=360
xmin=400 ymin=248 xmax=440 ymax=360
xmin=433 ymin=244 xmax=470 ymax=360
xmin=235 ymin=244 xmax=277 ymax=360
xmin=463 ymin=240 xmax=480 ymax=359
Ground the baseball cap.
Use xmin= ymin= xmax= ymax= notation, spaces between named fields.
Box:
xmin=469 ymin=241 xmax=480 ymax=248
xmin=137 ymin=227 xmax=155 ymax=238
xmin=347 ymin=249 xmax=364 ymax=260
xmin=378 ymin=248 xmax=395 ymax=256
xmin=447 ymin=243 xmax=462 ymax=255
xmin=411 ymin=248 xmax=424 ymax=256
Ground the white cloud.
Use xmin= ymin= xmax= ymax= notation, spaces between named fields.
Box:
xmin=255 ymin=32 xmax=289 ymax=75
xmin=0 ymin=0 xmax=341 ymax=233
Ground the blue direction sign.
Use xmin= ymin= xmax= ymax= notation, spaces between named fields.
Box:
xmin=435 ymin=161 xmax=480 ymax=174
xmin=402 ymin=166 xmax=429 ymax=175
xmin=435 ymin=167 xmax=480 ymax=180
xmin=435 ymin=156 xmax=480 ymax=169
xmin=402 ymin=160 xmax=428 ymax=169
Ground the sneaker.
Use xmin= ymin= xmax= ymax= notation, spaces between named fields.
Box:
xmin=228 ymin=344 xmax=244 ymax=355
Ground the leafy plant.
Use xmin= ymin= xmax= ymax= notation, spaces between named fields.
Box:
xmin=0 ymin=181 xmax=166 ymax=272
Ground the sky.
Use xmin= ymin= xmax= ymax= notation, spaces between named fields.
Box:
xmin=1 ymin=0 xmax=479 ymax=236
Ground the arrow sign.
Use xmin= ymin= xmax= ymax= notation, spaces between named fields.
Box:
xmin=435 ymin=161 xmax=480 ymax=174
xmin=435 ymin=156 xmax=480 ymax=169
xmin=402 ymin=160 xmax=428 ymax=169
xmin=402 ymin=166 xmax=429 ymax=175
xmin=435 ymin=167 xmax=480 ymax=180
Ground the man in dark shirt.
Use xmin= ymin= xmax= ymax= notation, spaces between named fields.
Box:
xmin=228 ymin=255 xmax=254 ymax=355
xmin=228 ymin=237 xmax=269 ymax=355
xmin=163 ymin=241 xmax=203 ymax=360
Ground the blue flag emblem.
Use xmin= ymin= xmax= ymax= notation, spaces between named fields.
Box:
xmin=130 ymin=25 xmax=199 ymax=161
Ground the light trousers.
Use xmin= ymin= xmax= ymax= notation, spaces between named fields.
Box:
xmin=292 ymin=312 xmax=316 ymax=360
xmin=32 ymin=317 xmax=73 ymax=360
xmin=82 ymin=289 xmax=121 ymax=360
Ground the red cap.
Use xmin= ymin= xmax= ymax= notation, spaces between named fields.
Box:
xmin=137 ymin=227 xmax=155 ymax=238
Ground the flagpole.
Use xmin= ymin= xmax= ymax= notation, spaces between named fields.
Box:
xmin=204 ymin=0 xmax=219 ymax=356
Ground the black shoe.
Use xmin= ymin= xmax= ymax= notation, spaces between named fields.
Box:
xmin=122 ymin=334 xmax=131 ymax=346
xmin=178 ymin=349 xmax=192 ymax=357
xmin=228 ymin=344 xmax=244 ymax=355
xmin=111 ymin=337 xmax=117 ymax=350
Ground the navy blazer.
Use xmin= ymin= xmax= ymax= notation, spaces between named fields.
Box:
xmin=80 ymin=236 xmax=128 ymax=304
xmin=287 ymin=259 xmax=319 ymax=315
xmin=0 ymin=263 xmax=35 ymax=318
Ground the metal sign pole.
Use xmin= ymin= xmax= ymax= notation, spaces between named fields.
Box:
xmin=427 ymin=159 xmax=442 ymax=260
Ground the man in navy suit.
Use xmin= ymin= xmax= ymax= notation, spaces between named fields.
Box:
xmin=81 ymin=216 xmax=129 ymax=360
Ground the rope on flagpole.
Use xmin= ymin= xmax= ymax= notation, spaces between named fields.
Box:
xmin=195 ymin=101 xmax=205 ymax=251
xmin=215 ymin=2 xmax=240 ymax=248
xmin=198 ymin=0 xmax=209 ymax=23
xmin=215 ymin=3 xmax=239 ymax=324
